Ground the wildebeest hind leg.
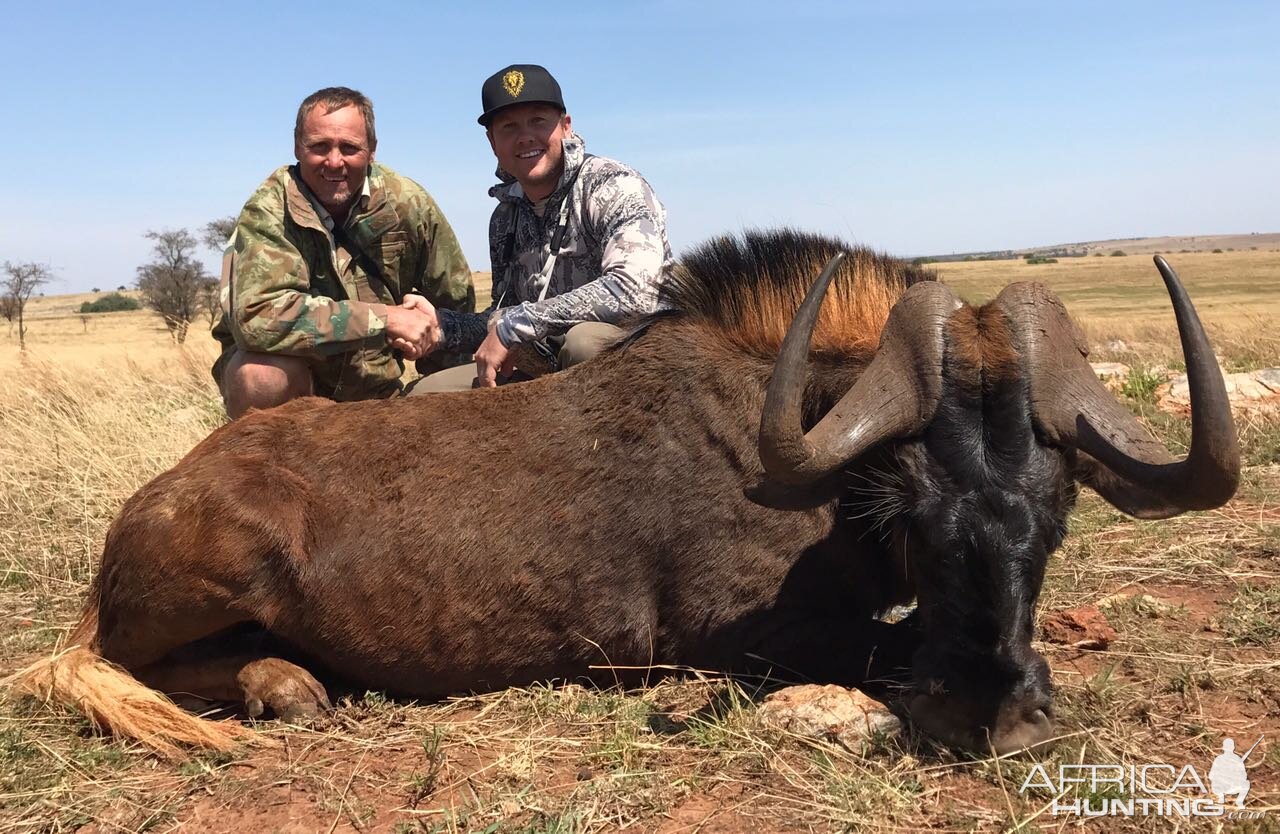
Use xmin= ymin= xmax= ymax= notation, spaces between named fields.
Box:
xmin=134 ymin=633 xmax=332 ymax=722
xmin=94 ymin=458 xmax=317 ymax=677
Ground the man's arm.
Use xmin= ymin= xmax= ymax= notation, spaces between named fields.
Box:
xmin=493 ymin=169 xmax=670 ymax=347
xmin=227 ymin=199 xmax=392 ymax=356
xmin=405 ymin=192 xmax=479 ymax=373
xmin=430 ymin=201 xmax=510 ymax=358
xmin=436 ymin=307 xmax=491 ymax=356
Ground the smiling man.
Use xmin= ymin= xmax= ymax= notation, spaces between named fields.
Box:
xmin=212 ymin=87 xmax=474 ymax=416
xmin=412 ymin=65 xmax=672 ymax=391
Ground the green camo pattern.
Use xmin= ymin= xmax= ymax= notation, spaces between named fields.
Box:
xmin=212 ymin=162 xmax=474 ymax=400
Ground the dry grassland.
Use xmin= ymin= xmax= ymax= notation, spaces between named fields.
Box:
xmin=1 ymin=253 xmax=1277 ymax=832
xmin=0 ymin=310 xmax=220 ymax=376
xmin=939 ymin=250 xmax=1280 ymax=369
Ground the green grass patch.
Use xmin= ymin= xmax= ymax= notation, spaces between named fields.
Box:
xmin=1119 ymin=364 xmax=1165 ymax=404
xmin=0 ymin=569 xmax=31 ymax=590
xmin=1239 ymin=414 xmax=1280 ymax=466
xmin=683 ymin=682 xmax=759 ymax=750
xmin=1220 ymin=584 xmax=1280 ymax=647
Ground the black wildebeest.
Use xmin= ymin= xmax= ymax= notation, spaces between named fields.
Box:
xmin=11 ymin=230 xmax=1238 ymax=756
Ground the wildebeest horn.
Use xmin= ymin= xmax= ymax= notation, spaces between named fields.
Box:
xmin=759 ymin=255 xmax=960 ymax=484
xmin=996 ymin=257 xmax=1239 ymax=519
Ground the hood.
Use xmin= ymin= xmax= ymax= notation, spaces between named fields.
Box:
xmin=489 ymin=132 xmax=587 ymax=204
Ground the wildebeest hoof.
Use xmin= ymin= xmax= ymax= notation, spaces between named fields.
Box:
xmin=235 ymin=658 xmax=331 ymax=723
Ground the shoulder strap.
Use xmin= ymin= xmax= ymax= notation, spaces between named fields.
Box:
xmin=535 ymin=198 xmax=573 ymax=303
xmin=533 ymin=164 xmax=586 ymax=303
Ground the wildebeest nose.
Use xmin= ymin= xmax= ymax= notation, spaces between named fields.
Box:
xmin=1022 ymin=695 xmax=1053 ymax=724
xmin=994 ymin=706 xmax=1055 ymax=755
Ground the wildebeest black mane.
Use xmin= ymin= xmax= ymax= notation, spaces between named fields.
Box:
xmin=656 ymin=229 xmax=937 ymax=357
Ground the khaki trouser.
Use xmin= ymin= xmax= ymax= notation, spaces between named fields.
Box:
xmin=407 ymin=322 xmax=624 ymax=394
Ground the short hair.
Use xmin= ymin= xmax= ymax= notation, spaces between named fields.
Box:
xmin=294 ymin=87 xmax=377 ymax=149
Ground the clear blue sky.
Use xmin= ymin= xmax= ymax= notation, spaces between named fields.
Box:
xmin=4 ymin=1 xmax=1276 ymax=293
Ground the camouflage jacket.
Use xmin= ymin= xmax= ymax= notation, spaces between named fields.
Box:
xmin=438 ymin=133 xmax=671 ymax=353
xmin=212 ymin=163 xmax=474 ymax=400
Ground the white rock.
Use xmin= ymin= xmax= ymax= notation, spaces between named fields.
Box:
xmin=1097 ymin=591 xmax=1178 ymax=616
xmin=1257 ymin=369 xmax=1280 ymax=393
xmin=1091 ymin=362 xmax=1131 ymax=381
xmin=759 ymin=684 xmax=901 ymax=744
xmin=1162 ymin=369 xmax=1280 ymax=413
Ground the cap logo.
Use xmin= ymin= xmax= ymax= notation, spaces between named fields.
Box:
xmin=502 ymin=70 xmax=525 ymax=99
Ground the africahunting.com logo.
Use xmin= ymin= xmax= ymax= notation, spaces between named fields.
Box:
xmin=1019 ymin=736 xmax=1266 ymax=819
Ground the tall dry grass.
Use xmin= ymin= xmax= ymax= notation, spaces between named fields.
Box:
xmin=0 ymin=350 xmax=225 ymax=640
xmin=1087 ymin=317 xmax=1280 ymax=376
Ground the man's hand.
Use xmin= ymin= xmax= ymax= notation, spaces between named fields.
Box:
xmin=474 ymin=327 xmax=515 ymax=387
xmin=385 ymin=294 xmax=441 ymax=360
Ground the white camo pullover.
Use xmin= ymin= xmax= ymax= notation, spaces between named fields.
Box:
xmin=437 ymin=132 xmax=673 ymax=352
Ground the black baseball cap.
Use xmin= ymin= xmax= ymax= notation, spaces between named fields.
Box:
xmin=478 ymin=64 xmax=565 ymax=127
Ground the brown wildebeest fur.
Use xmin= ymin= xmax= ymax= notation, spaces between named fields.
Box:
xmin=93 ymin=246 xmax=924 ymax=694
xmin=12 ymin=233 xmax=931 ymax=754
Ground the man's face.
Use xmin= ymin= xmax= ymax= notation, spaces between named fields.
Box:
xmin=294 ymin=104 xmax=374 ymax=218
xmin=487 ymin=104 xmax=571 ymax=200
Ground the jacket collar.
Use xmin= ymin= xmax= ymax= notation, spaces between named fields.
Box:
xmin=285 ymin=164 xmax=397 ymax=247
xmin=285 ymin=165 xmax=379 ymax=233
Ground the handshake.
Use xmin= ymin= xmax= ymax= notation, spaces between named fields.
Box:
xmin=384 ymin=294 xmax=443 ymax=360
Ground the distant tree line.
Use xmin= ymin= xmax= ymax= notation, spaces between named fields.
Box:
xmin=4 ymin=216 xmax=237 ymax=349
xmin=134 ymin=217 xmax=235 ymax=343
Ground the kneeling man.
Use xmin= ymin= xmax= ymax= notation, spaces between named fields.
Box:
xmin=415 ymin=65 xmax=672 ymax=391
xmin=214 ymin=86 xmax=474 ymax=416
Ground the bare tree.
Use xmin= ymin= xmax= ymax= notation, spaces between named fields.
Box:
xmin=198 ymin=282 xmax=220 ymax=327
xmin=2 ymin=261 xmax=55 ymax=349
xmin=199 ymin=216 xmax=236 ymax=326
xmin=0 ymin=293 xmax=15 ymax=337
xmin=202 ymin=216 xmax=237 ymax=251
xmin=136 ymin=229 xmax=215 ymax=344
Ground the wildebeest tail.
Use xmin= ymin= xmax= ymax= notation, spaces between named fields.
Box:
xmin=2 ymin=604 xmax=250 ymax=758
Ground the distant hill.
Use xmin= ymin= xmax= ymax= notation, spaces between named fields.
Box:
xmin=919 ymin=232 xmax=1280 ymax=264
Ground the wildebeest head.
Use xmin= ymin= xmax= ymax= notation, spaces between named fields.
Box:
xmin=758 ymin=252 xmax=1239 ymax=754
